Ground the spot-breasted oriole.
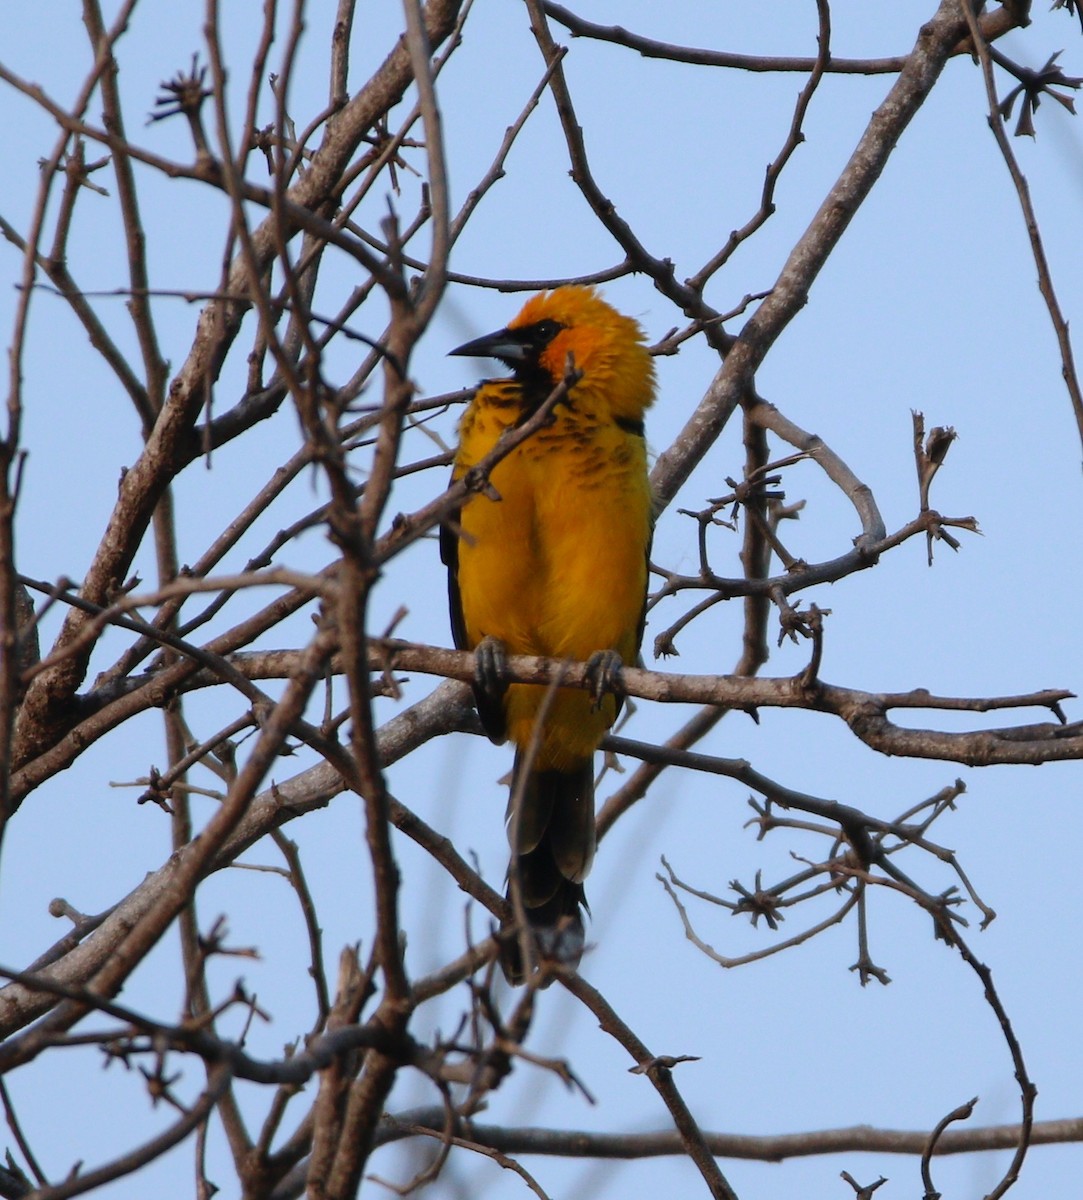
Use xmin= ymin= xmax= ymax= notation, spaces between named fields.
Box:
xmin=443 ymin=286 xmax=655 ymax=980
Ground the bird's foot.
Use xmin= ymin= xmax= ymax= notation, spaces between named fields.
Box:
xmin=474 ymin=635 xmax=509 ymax=704
xmin=584 ymin=649 xmax=624 ymax=711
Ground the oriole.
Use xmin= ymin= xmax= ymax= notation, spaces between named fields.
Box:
xmin=442 ymin=286 xmax=655 ymax=980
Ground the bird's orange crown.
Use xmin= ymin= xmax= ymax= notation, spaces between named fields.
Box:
xmin=509 ymin=286 xmax=656 ymax=423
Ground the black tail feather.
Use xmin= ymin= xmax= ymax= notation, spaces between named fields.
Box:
xmin=500 ymin=875 xmax=586 ymax=984
xmin=501 ymin=756 xmax=595 ymax=983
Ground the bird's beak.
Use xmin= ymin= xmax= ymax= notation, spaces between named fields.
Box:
xmin=448 ymin=327 xmax=528 ymax=362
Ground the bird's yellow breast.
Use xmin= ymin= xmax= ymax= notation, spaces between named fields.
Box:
xmin=453 ymin=382 xmax=652 ymax=766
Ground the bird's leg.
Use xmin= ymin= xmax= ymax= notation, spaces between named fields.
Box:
xmin=474 ymin=635 xmax=509 ymax=705
xmin=584 ymin=649 xmax=624 ymax=711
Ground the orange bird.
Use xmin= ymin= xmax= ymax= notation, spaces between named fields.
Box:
xmin=442 ymin=287 xmax=656 ymax=980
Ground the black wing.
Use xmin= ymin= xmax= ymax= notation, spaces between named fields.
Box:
xmin=439 ymin=502 xmax=469 ymax=653
xmin=440 ymin=489 xmax=507 ymax=743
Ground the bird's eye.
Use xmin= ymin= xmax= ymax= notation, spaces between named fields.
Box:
xmin=532 ymin=319 xmax=563 ymax=344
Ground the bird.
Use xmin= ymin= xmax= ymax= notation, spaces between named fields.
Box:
xmin=441 ymin=286 xmax=656 ymax=981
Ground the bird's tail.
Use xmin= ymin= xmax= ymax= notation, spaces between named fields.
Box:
xmin=501 ymin=753 xmax=596 ymax=983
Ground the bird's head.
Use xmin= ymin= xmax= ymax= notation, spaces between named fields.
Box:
xmin=450 ymin=286 xmax=656 ymax=423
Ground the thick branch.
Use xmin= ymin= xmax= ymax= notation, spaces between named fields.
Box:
xmin=364 ymin=641 xmax=1081 ymax=766
xmin=375 ymin=1107 xmax=1083 ymax=1162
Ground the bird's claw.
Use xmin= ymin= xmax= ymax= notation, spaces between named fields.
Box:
xmin=585 ymin=649 xmax=624 ymax=711
xmin=474 ymin=635 xmax=509 ymax=704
